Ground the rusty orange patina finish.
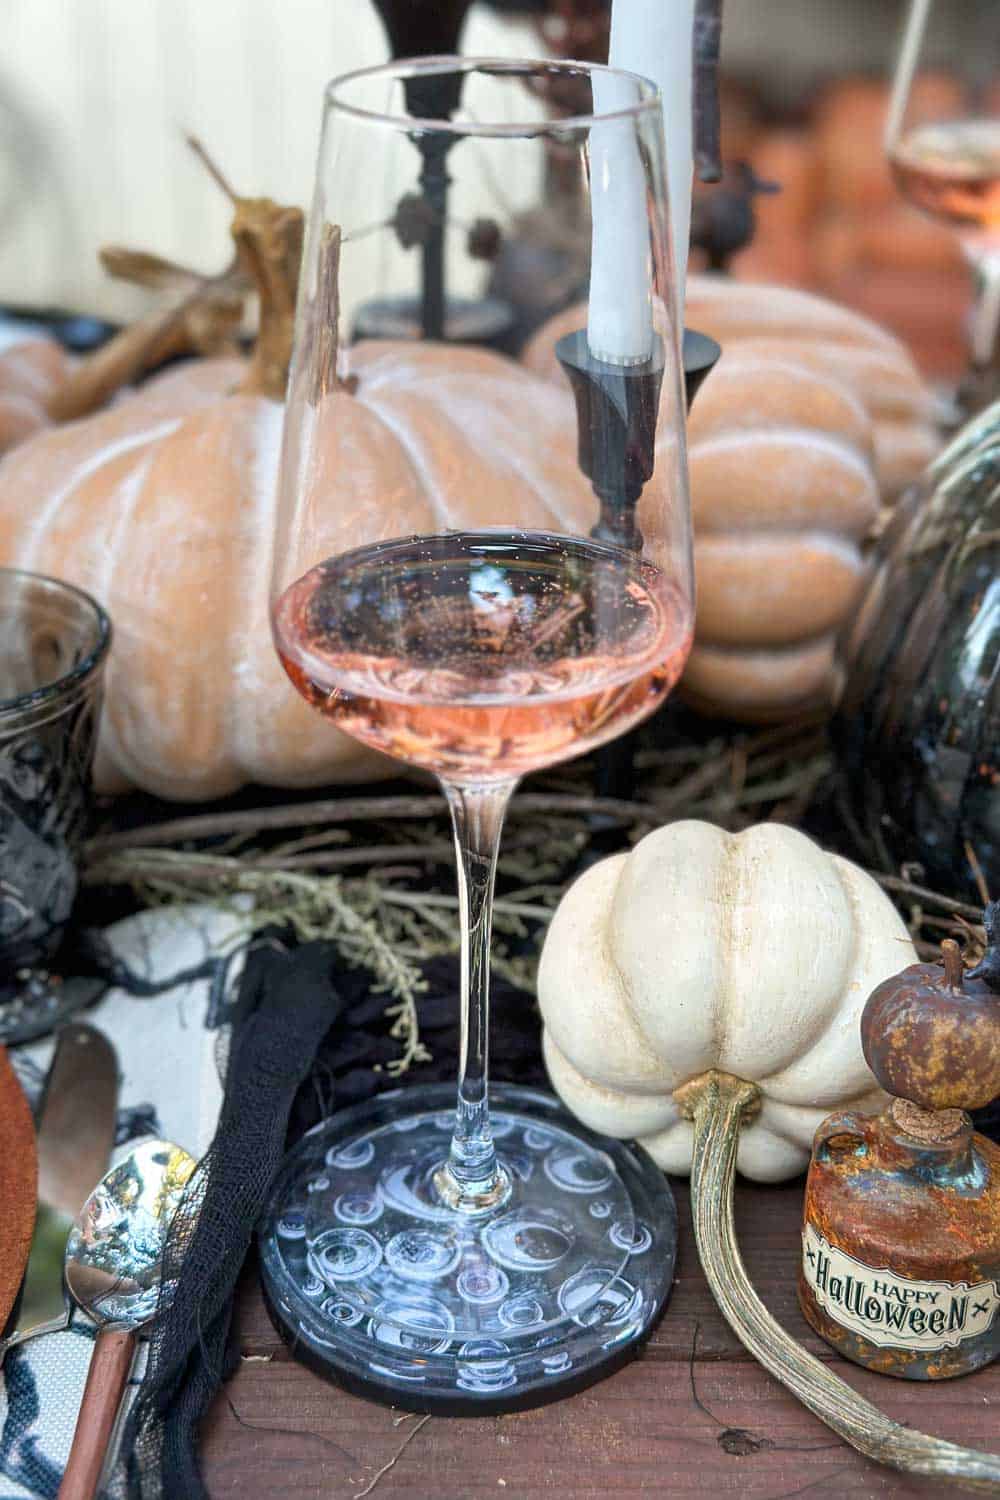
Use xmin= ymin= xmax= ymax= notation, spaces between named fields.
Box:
xmin=861 ymin=940 xmax=1000 ymax=1113
xmin=800 ymin=1100 xmax=1000 ymax=1380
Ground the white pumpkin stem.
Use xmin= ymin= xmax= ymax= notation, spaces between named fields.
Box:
xmin=680 ymin=1068 xmax=1000 ymax=1494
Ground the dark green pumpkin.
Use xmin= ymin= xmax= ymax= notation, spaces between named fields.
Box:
xmin=836 ymin=401 xmax=1000 ymax=898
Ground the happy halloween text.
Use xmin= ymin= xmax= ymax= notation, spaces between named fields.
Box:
xmin=802 ymin=1223 xmax=1000 ymax=1351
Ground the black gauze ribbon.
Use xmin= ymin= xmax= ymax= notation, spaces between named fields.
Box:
xmin=119 ymin=940 xmax=342 ymax=1500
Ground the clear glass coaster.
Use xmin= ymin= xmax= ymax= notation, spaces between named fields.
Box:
xmin=259 ymin=1083 xmax=677 ymax=1414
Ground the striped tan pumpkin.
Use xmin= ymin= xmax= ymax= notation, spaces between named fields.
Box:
xmin=525 ymin=277 xmax=937 ymax=503
xmin=681 ymin=343 xmax=880 ymax=720
xmin=682 ymin=276 xmax=939 ymax=503
xmin=0 ymin=334 xmax=72 ymax=456
xmin=525 ymin=282 xmax=888 ymax=721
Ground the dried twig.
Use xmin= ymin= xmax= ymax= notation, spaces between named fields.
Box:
xmin=87 ymin=795 xmax=447 ymax=855
xmin=650 ymin=756 xmax=734 ymax=814
xmin=353 ymin=1414 xmax=430 ymax=1499
xmin=85 ymin=792 xmax=663 ymax=858
xmin=381 ymin=890 xmax=554 ymax=924
xmin=966 ymin=839 xmax=992 ymax=906
xmin=186 ymin=133 xmax=239 ymax=202
xmin=86 ymin=844 xmax=461 ymax=883
xmin=871 ymin=874 xmax=982 ymax=923
xmin=46 ymin=267 xmax=244 ymax=422
xmin=83 ymin=715 xmax=986 ymax=1083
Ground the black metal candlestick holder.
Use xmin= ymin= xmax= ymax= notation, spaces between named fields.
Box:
xmin=556 ymin=328 xmax=722 ymax=552
xmin=555 ymin=330 xmax=665 ymax=552
xmin=683 ymin=328 xmax=723 ymax=409
xmin=555 ymin=324 xmax=720 ymax=808
xmin=414 ymin=132 xmax=451 ymax=343
xmin=367 ymin=2 xmax=469 ymax=344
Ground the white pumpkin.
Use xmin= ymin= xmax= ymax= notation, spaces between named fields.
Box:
xmin=538 ymin=821 xmax=914 ymax=1183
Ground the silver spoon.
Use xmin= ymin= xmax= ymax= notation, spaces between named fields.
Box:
xmin=57 ymin=1139 xmax=197 ymax=1500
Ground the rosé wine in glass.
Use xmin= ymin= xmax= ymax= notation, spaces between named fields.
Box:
xmin=273 ymin=531 xmax=692 ymax=781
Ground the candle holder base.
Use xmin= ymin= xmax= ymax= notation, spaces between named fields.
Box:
xmin=260 ymin=1082 xmax=676 ymax=1415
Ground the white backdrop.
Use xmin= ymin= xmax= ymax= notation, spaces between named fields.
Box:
xmin=0 ymin=0 xmax=935 ymax=324
xmin=0 ymin=0 xmax=540 ymax=322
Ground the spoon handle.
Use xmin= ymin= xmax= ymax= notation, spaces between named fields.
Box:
xmin=58 ymin=1328 xmax=135 ymax=1500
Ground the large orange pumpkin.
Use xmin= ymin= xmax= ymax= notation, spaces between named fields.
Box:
xmin=0 ymin=207 xmax=597 ymax=800
xmin=0 ymin=335 xmax=73 ymax=456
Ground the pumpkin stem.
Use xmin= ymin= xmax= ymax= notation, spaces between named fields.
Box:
xmin=45 ymin=275 xmax=244 ymax=424
xmin=680 ymin=1067 xmax=1000 ymax=1491
xmin=185 ymin=133 xmax=240 ymax=204
xmin=231 ymin=196 xmax=305 ymax=401
xmin=100 ymin=245 xmax=235 ymax=296
xmin=967 ymin=902 xmax=1000 ymax=995
xmin=45 ymin=145 xmax=305 ymax=420
xmin=941 ymin=938 xmax=966 ymax=992
xmin=187 ymin=133 xmax=305 ymax=401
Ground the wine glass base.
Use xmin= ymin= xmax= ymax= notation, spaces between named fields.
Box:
xmin=259 ymin=1083 xmax=677 ymax=1415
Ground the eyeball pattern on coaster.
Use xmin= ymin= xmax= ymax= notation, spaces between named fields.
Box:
xmin=334 ymin=1188 xmax=383 ymax=1226
xmin=385 ymin=1229 xmax=461 ymax=1282
xmin=260 ymin=1096 xmax=676 ymax=1406
xmin=609 ymin=1220 xmax=652 ymax=1254
xmin=311 ymin=1227 xmax=382 ymax=1284
xmin=456 ymin=1260 xmax=509 ymax=1305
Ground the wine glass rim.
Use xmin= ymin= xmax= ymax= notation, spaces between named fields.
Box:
xmin=323 ymin=55 xmax=662 ymax=137
xmin=0 ymin=565 xmax=111 ymax=717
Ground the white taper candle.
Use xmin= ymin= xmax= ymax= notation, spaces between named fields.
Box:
xmin=588 ymin=0 xmax=696 ymax=363
xmin=587 ymin=67 xmax=656 ymax=365
xmin=611 ymin=0 xmax=695 ymax=317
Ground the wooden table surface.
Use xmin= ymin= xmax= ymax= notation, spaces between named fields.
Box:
xmin=201 ymin=1176 xmax=1000 ymax=1499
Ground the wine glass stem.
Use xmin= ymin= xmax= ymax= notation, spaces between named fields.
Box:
xmin=958 ymin=246 xmax=1000 ymax=418
xmin=968 ymin=248 xmax=1000 ymax=372
xmin=434 ymin=778 xmax=517 ymax=1215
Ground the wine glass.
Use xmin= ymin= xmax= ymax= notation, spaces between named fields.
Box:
xmin=263 ymin=57 xmax=691 ymax=1410
xmin=886 ymin=0 xmax=1000 ymax=417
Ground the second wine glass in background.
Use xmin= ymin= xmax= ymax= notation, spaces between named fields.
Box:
xmin=887 ymin=0 xmax=1000 ymax=419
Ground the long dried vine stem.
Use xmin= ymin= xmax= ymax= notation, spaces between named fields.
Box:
xmin=680 ymin=1070 xmax=1000 ymax=1492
